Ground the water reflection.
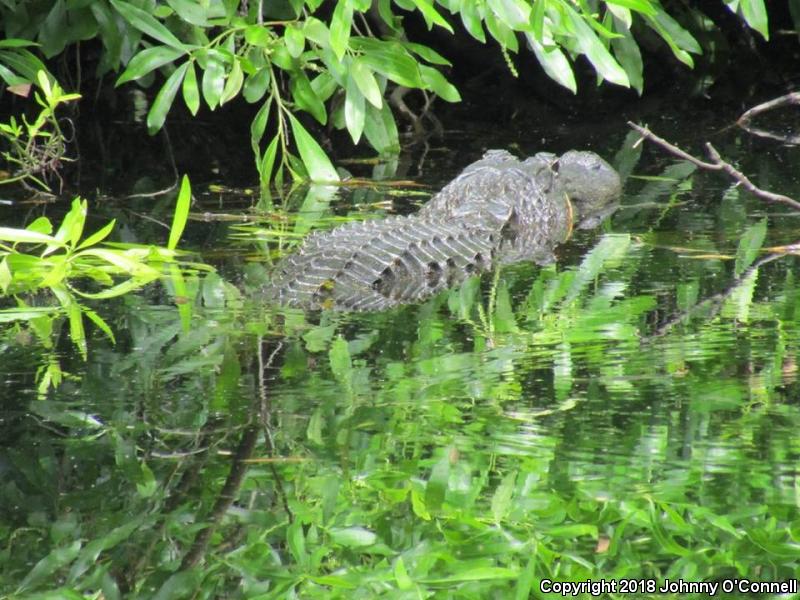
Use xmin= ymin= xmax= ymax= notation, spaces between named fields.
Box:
xmin=5 ymin=125 xmax=800 ymax=595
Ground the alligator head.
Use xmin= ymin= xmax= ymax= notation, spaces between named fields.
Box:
xmin=553 ymin=150 xmax=622 ymax=228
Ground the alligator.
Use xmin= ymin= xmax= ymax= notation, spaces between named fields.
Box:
xmin=264 ymin=149 xmax=622 ymax=311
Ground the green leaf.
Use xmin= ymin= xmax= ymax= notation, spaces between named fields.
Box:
xmin=244 ymin=24 xmax=272 ymax=47
xmin=147 ymin=62 xmax=188 ymax=133
xmin=169 ymin=175 xmax=192 ymax=250
xmin=116 ymin=46 xmax=184 ymax=85
xmin=110 ymin=0 xmax=188 ymax=50
xmin=606 ymin=0 xmax=657 ymax=15
xmin=611 ymin=17 xmax=644 ymax=94
xmin=459 ymin=1 xmax=486 ymax=42
xmin=285 ymin=24 xmax=306 ymax=58
xmin=287 ymin=112 xmax=340 ymax=182
xmin=85 ymin=309 xmax=116 ymax=344
xmin=201 ymin=53 xmax=225 ymax=109
xmin=182 ymin=61 xmax=200 ymax=115
xmin=425 ymin=453 xmax=449 ymax=511
xmin=527 ymin=34 xmax=577 ymax=93
xmin=329 ymin=526 xmax=377 ymax=548
xmin=403 ymin=42 xmax=451 ymax=65
xmin=166 ymin=0 xmax=209 ymax=26
xmin=734 ymin=218 xmax=767 ymax=277
xmin=329 ymin=335 xmax=353 ymax=385
xmin=737 ymin=0 xmax=769 ymax=39
xmin=563 ymin=3 xmax=629 ymax=87
xmin=18 ymin=541 xmax=82 ymax=592
xmin=491 ymin=470 xmax=517 ymax=522
xmin=220 ymin=59 xmax=243 ymax=105
xmin=487 ymin=0 xmax=532 ymax=30
xmin=243 ymin=68 xmax=271 ymax=103
xmin=422 ymin=567 xmax=518 ymax=584
xmin=364 ymin=102 xmax=400 ymax=154
xmin=345 ymin=73 xmax=366 ymax=143
xmin=354 ymin=40 xmax=423 ymax=87
xmin=410 ymin=0 xmax=454 ymax=32
xmin=291 ymin=70 xmax=327 ymax=124
xmin=76 ymin=220 xmax=116 ymax=251
xmin=0 ymin=227 xmax=59 ymax=245
xmin=420 ymin=65 xmax=460 ymax=102
xmin=259 ymin=134 xmax=281 ymax=187
xmin=351 ymin=58 xmax=383 ymax=108
xmin=250 ymin=99 xmax=272 ymax=156
xmin=330 ymin=0 xmax=353 ymax=60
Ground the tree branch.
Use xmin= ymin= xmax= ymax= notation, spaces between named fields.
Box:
xmin=627 ymin=121 xmax=800 ymax=212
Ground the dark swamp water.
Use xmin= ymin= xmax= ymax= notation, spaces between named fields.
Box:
xmin=4 ymin=87 xmax=800 ymax=599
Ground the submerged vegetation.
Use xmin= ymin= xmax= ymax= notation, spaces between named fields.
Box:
xmin=3 ymin=1 xmax=800 ymax=598
xmin=4 ymin=128 xmax=800 ymax=595
xmin=0 ymin=0 xmax=780 ymax=188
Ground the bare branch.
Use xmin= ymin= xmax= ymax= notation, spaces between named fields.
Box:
xmin=738 ymin=91 xmax=800 ymax=125
xmin=737 ymin=92 xmax=800 ymax=144
xmin=627 ymin=121 xmax=800 ymax=212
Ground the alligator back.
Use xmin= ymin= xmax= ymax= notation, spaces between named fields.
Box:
xmin=266 ymin=214 xmax=501 ymax=311
xmin=264 ymin=149 xmax=619 ymax=311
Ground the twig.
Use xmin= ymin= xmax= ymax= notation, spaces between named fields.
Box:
xmin=628 ymin=121 xmax=800 ymax=212
xmin=736 ymin=92 xmax=800 ymax=145
xmin=738 ymin=91 xmax=800 ymax=125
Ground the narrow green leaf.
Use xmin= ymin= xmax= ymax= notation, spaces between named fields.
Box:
xmin=738 ymin=0 xmax=769 ymax=39
xmin=425 ymin=453 xmax=449 ymax=511
xmin=410 ymin=0 xmax=454 ymax=32
xmin=345 ymin=74 xmax=366 ymax=143
xmin=354 ymin=40 xmax=423 ymax=87
xmin=491 ymin=470 xmax=517 ymax=522
xmin=18 ymin=541 xmax=82 ymax=592
xmin=182 ymin=61 xmax=200 ymax=115
xmin=350 ymin=58 xmax=383 ymax=108
xmin=403 ymin=42 xmax=451 ymax=65
xmin=329 ymin=335 xmax=353 ymax=385
xmin=116 ymin=45 xmax=184 ymax=85
xmin=147 ymin=62 xmax=188 ymax=133
xmin=460 ymin=1 xmax=486 ymax=41
xmin=564 ymin=4 xmax=629 ymax=86
xmin=364 ymin=102 xmax=400 ymax=154
xmin=422 ymin=567 xmax=518 ymax=583
xmin=76 ymin=220 xmax=116 ymax=251
xmin=291 ymin=70 xmax=327 ymax=124
xmin=0 ymin=227 xmax=58 ymax=245
xmin=734 ymin=218 xmax=767 ymax=277
xmin=169 ymin=175 xmax=192 ymax=250
xmin=220 ymin=59 xmax=243 ymax=105
xmin=330 ymin=0 xmax=353 ymax=60
xmin=259 ymin=134 xmax=281 ymax=187
xmin=420 ymin=65 xmax=460 ymax=102
xmin=606 ymin=0 xmax=657 ymax=15
xmin=527 ymin=34 xmax=577 ymax=93
xmin=287 ymin=112 xmax=340 ymax=182
xmin=487 ymin=0 xmax=531 ymax=30
xmin=611 ymin=17 xmax=643 ymax=94
xmin=110 ymin=0 xmax=187 ymax=50
xmin=250 ymin=99 xmax=272 ymax=154
xmin=83 ymin=309 xmax=116 ymax=344
xmin=394 ymin=557 xmax=414 ymax=590
xmin=201 ymin=54 xmax=225 ymax=109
